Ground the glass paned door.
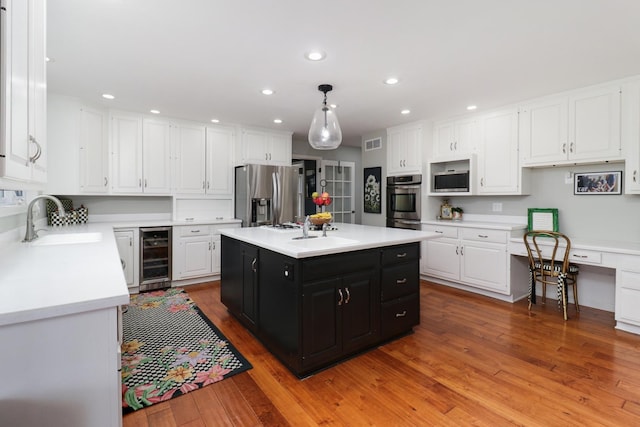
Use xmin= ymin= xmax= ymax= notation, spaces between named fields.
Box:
xmin=320 ymin=160 xmax=355 ymax=223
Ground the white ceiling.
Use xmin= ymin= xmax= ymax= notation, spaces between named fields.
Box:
xmin=47 ymin=0 xmax=640 ymax=147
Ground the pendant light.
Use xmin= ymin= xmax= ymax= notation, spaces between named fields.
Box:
xmin=308 ymin=84 xmax=342 ymax=150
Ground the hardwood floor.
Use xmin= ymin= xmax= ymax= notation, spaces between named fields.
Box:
xmin=123 ymin=281 xmax=640 ymax=426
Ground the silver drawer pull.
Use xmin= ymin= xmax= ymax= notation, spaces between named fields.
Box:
xmin=572 ymin=254 xmax=588 ymax=258
xmin=396 ymin=252 xmax=407 ymax=258
xmin=478 ymin=234 xmax=488 ymax=238
xmin=435 ymin=231 xmax=444 ymax=234
xmin=191 ymin=230 xmax=201 ymax=233
xmin=395 ymin=311 xmax=407 ymax=318
xmin=396 ymin=278 xmax=407 ymax=284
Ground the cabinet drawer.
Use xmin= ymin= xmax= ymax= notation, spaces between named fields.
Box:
xmin=381 ymin=263 xmax=419 ymax=301
xmin=569 ymin=249 xmax=602 ymax=265
xmin=380 ymin=293 xmax=420 ymax=340
xmin=423 ymin=224 xmax=458 ymax=239
xmin=461 ymin=228 xmax=507 ymax=244
xmin=178 ymin=225 xmax=210 ymax=237
xmin=381 ymin=243 xmax=420 ymax=266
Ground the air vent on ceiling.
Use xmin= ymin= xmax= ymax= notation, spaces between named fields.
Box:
xmin=364 ymin=137 xmax=382 ymax=151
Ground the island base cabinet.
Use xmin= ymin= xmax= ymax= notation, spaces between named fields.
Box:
xmin=220 ymin=236 xmax=258 ymax=332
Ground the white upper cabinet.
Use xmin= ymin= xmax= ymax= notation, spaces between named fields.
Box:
xmin=433 ymin=118 xmax=478 ymax=158
xmin=174 ymin=121 xmax=207 ymax=194
xmin=206 ymin=125 xmax=234 ymax=196
xmin=477 ymin=108 xmax=528 ymax=195
xmin=142 ymin=117 xmax=172 ymax=194
xmin=622 ymin=79 xmax=640 ymax=194
xmin=387 ymin=122 xmax=423 ymax=176
xmin=1 ymin=0 xmax=47 ymax=183
xmin=110 ymin=111 xmax=143 ymax=193
xmin=79 ymin=106 xmax=110 ymax=193
xmin=239 ymin=127 xmax=291 ymax=166
xmin=519 ymin=84 xmax=622 ymax=166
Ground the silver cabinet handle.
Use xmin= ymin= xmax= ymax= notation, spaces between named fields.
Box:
xmin=454 ymin=141 xmax=457 ymax=151
xmin=191 ymin=230 xmax=201 ymax=233
xmin=338 ymin=288 xmax=344 ymax=306
xmin=634 ymin=170 xmax=638 ymax=183
xmin=572 ymin=254 xmax=588 ymax=259
xmin=139 ymin=179 xmax=142 ymax=187
xmin=121 ymin=259 xmax=126 ymax=270
xmin=265 ymin=153 xmax=269 ymax=161
xmin=104 ymin=177 xmax=108 ymax=186
xmin=202 ymin=181 xmax=206 ymax=189
xmin=212 ymin=241 xmax=215 ymax=250
xmin=344 ymin=287 xmax=350 ymax=304
xmin=251 ymin=258 xmax=257 ymax=272
xmin=478 ymin=234 xmax=488 ymax=238
xmin=570 ymin=142 xmax=574 ymax=153
xmin=29 ymin=135 xmax=42 ymax=163
xmin=206 ymin=181 xmax=210 ymax=189
xmin=461 ymin=246 xmax=464 ymax=256
xmin=144 ymin=179 xmax=148 ymax=188
xmin=208 ymin=242 xmax=212 ymax=250
xmin=396 ymin=252 xmax=407 ymax=258
xmin=435 ymin=230 xmax=444 ymax=234
xmin=129 ymin=237 xmax=132 ymax=246
xmin=395 ymin=310 xmax=407 ymax=318
xmin=450 ymin=142 xmax=453 ymax=151
xmin=562 ymin=143 xmax=566 ymax=154
xmin=396 ymin=278 xmax=407 ymax=284
xmin=456 ymin=246 xmax=459 ymax=255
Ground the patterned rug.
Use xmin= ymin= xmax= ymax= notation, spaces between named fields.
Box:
xmin=121 ymin=288 xmax=252 ymax=412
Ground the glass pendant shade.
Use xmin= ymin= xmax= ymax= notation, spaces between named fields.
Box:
xmin=308 ymin=84 xmax=342 ymax=150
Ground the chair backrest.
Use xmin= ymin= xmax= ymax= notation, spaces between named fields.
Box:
xmin=523 ymin=230 xmax=572 ymax=277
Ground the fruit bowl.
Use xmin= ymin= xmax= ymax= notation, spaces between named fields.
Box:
xmin=309 ymin=216 xmax=332 ymax=226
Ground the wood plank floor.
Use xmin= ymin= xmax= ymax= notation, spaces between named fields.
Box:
xmin=123 ymin=281 xmax=640 ymax=426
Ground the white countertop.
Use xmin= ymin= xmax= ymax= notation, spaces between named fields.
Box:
xmin=422 ymin=219 xmax=528 ymax=231
xmin=219 ymin=223 xmax=442 ymax=258
xmin=0 ymin=223 xmax=130 ymax=327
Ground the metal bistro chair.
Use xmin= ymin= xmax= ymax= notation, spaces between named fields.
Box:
xmin=523 ymin=231 xmax=580 ymax=320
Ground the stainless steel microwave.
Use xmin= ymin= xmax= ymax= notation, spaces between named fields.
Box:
xmin=432 ymin=170 xmax=470 ymax=192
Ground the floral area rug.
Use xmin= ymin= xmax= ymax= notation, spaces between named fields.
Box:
xmin=121 ymin=288 xmax=252 ymax=412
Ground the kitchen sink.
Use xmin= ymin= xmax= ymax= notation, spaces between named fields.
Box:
xmin=288 ymin=236 xmax=358 ymax=249
xmin=31 ymin=232 xmax=103 ymax=246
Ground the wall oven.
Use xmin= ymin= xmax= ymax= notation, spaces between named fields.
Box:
xmin=386 ymin=174 xmax=421 ymax=230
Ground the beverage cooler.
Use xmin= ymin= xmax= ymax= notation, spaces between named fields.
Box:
xmin=139 ymin=227 xmax=172 ymax=291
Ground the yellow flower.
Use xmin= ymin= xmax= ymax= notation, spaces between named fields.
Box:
xmin=140 ymin=301 xmax=162 ymax=309
xmin=164 ymin=366 xmax=193 ymax=383
xmin=121 ymin=339 xmax=144 ymax=354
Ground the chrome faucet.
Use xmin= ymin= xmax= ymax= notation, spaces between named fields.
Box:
xmin=23 ymin=195 xmax=66 ymax=242
xmin=302 ymin=215 xmax=310 ymax=239
xmin=322 ymin=222 xmax=329 ymax=237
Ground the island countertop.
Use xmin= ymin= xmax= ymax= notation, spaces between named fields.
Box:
xmin=219 ymin=223 xmax=442 ymax=258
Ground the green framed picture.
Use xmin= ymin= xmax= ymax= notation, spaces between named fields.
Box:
xmin=527 ymin=208 xmax=558 ymax=232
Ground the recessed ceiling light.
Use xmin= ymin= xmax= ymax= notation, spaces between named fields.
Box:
xmin=150 ymin=110 xmax=160 ymax=114
xmin=261 ymin=89 xmax=274 ymax=95
xmin=467 ymin=105 xmax=478 ymax=111
xmin=401 ymin=109 xmax=411 ymax=115
xmin=102 ymin=93 xmax=115 ymax=100
xmin=211 ymin=119 xmax=220 ymax=123
xmin=273 ymin=119 xmax=283 ymax=124
xmin=384 ymin=77 xmax=399 ymax=85
xmin=305 ymin=50 xmax=326 ymax=61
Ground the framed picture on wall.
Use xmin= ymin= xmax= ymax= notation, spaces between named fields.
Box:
xmin=527 ymin=208 xmax=559 ymax=232
xmin=363 ymin=167 xmax=382 ymax=213
xmin=574 ymin=171 xmax=622 ymax=194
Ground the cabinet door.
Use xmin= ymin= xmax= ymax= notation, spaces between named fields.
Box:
xmin=433 ymin=121 xmax=455 ymax=157
xmin=519 ymin=96 xmax=569 ymax=165
xmin=142 ymin=118 xmax=172 ymax=194
xmin=569 ymin=85 xmax=621 ymax=161
xmin=28 ymin=0 xmax=47 ymax=183
xmin=341 ymin=270 xmax=379 ymax=353
xmin=478 ymin=109 xmax=519 ymax=194
xmin=114 ymin=230 xmax=135 ymax=286
xmin=422 ymin=238 xmax=460 ymax=281
xmin=174 ymin=123 xmax=206 ymax=193
xmin=615 ymin=268 xmax=640 ymax=326
xmin=79 ymin=107 xmax=110 ymax=193
xmin=460 ymin=241 xmax=508 ymax=293
xmin=241 ymin=129 xmax=270 ymax=164
xmin=211 ymin=235 xmax=221 ymax=274
xmin=241 ymin=245 xmax=259 ymax=329
xmin=206 ymin=126 xmax=234 ymax=195
xmin=622 ymin=80 xmax=640 ymax=193
xmin=402 ymin=124 xmax=423 ymax=173
xmin=175 ymin=235 xmax=212 ymax=279
xmin=387 ymin=128 xmax=405 ymax=175
xmin=111 ymin=112 xmax=143 ymax=193
xmin=302 ymin=277 xmax=342 ymax=369
xmin=433 ymin=119 xmax=476 ymax=157
xmin=268 ymin=133 xmax=292 ymax=166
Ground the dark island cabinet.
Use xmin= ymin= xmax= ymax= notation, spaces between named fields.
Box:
xmin=221 ymin=237 xmax=420 ymax=377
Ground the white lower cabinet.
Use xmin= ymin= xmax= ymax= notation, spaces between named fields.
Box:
xmin=114 ymin=228 xmax=139 ymax=289
xmin=615 ymin=265 xmax=640 ymax=328
xmin=173 ymin=223 xmax=239 ymax=280
xmin=422 ymin=224 xmax=510 ymax=295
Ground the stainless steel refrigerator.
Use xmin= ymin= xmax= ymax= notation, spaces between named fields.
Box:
xmin=235 ymin=164 xmax=304 ymax=227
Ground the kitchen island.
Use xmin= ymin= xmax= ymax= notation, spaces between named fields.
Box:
xmin=219 ymin=223 xmax=440 ymax=377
